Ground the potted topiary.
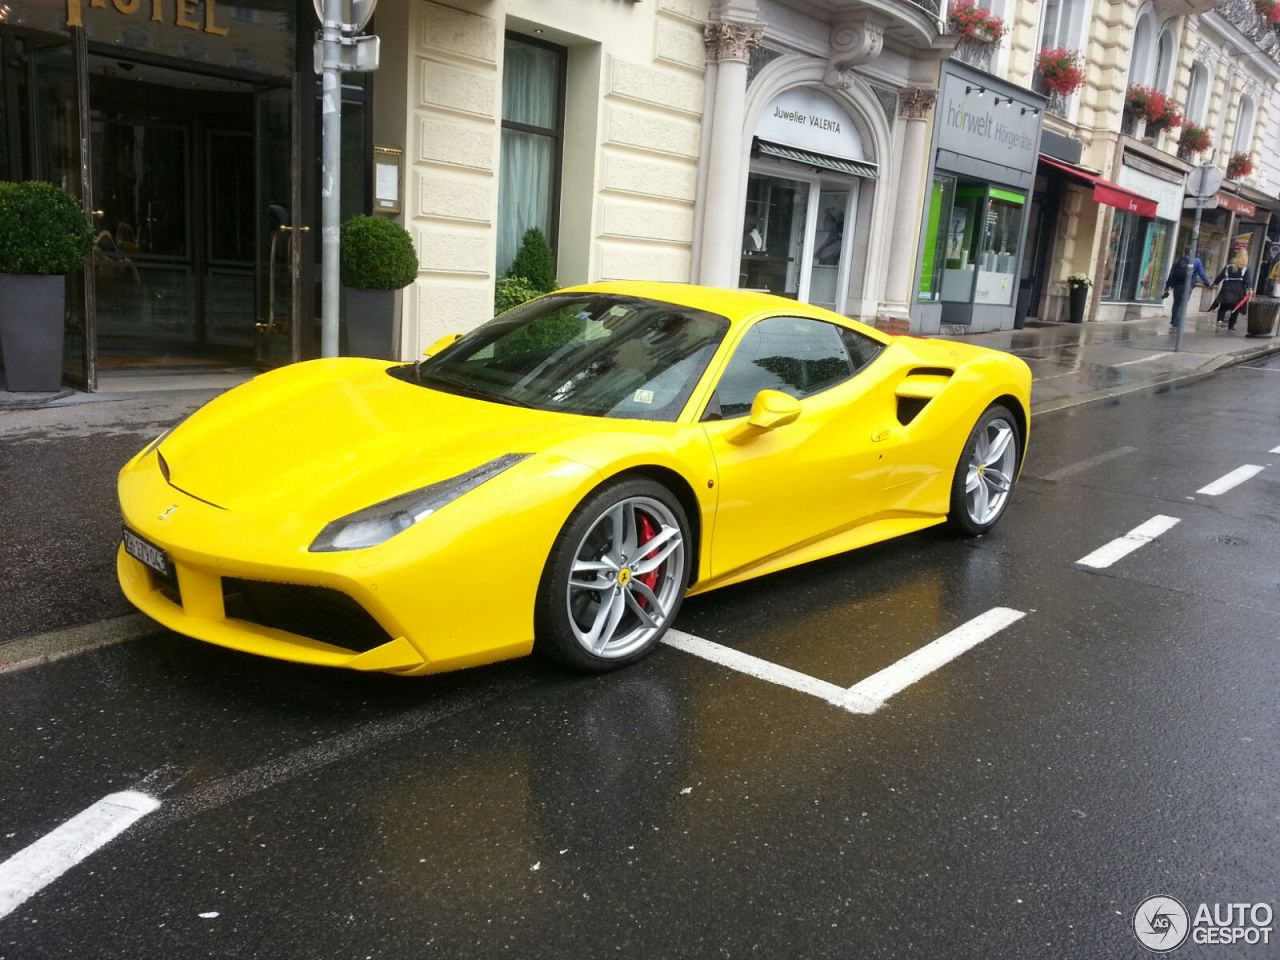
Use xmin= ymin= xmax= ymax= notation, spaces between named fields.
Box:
xmin=0 ymin=181 xmax=95 ymax=392
xmin=1066 ymin=273 xmax=1092 ymax=323
xmin=339 ymin=215 xmax=419 ymax=359
xmin=507 ymin=227 xmax=557 ymax=294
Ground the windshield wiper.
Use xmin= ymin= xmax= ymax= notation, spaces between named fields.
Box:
xmin=419 ymin=371 xmax=534 ymax=408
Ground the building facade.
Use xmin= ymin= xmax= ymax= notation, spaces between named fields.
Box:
xmin=3 ymin=0 xmax=1280 ymax=391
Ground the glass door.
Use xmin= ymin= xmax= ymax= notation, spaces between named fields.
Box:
xmin=254 ymin=84 xmax=300 ymax=367
xmin=27 ymin=35 xmax=92 ymax=387
xmin=806 ymin=183 xmax=857 ymax=313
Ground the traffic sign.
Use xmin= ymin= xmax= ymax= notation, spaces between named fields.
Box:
xmin=313 ymin=0 xmax=376 ymax=31
xmin=1186 ymin=164 xmax=1224 ymax=199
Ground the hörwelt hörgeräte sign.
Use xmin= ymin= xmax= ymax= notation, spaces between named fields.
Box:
xmin=756 ymin=87 xmax=865 ymax=161
xmin=936 ymin=73 xmax=1040 ymax=174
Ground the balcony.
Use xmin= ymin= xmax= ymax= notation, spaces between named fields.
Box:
xmin=1211 ymin=0 xmax=1280 ymax=65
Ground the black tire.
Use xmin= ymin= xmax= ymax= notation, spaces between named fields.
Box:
xmin=535 ymin=477 xmax=690 ymax=672
xmin=947 ymin=403 xmax=1021 ymax=537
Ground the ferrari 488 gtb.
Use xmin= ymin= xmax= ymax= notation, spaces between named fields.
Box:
xmin=117 ymin=282 xmax=1031 ymax=675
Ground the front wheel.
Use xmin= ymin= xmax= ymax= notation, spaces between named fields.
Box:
xmin=947 ymin=404 xmax=1020 ymax=536
xmin=535 ymin=478 xmax=689 ymax=671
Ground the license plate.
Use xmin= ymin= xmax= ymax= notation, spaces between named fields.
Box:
xmin=122 ymin=527 xmax=172 ymax=579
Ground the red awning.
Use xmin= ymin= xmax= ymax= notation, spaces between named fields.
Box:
xmin=1039 ymin=155 xmax=1158 ymax=218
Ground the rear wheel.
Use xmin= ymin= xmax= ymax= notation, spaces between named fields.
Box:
xmin=535 ymin=478 xmax=689 ymax=671
xmin=948 ymin=404 xmax=1020 ymax=536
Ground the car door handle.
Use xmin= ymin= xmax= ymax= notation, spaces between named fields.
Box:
xmin=871 ymin=428 xmax=890 ymax=442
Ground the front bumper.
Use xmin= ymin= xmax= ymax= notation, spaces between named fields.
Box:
xmin=116 ymin=449 xmax=600 ymax=675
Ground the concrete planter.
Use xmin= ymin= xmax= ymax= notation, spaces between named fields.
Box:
xmin=342 ymin=287 xmax=401 ymax=360
xmin=0 ymin=274 xmax=66 ymax=392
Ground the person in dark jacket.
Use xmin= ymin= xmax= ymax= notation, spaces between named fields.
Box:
xmin=1163 ymin=249 xmax=1212 ymax=331
xmin=1211 ymin=255 xmax=1252 ymax=331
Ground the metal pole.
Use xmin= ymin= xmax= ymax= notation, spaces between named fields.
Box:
xmin=320 ymin=0 xmax=342 ymax=358
xmin=1175 ymin=203 xmax=1204 ymax=354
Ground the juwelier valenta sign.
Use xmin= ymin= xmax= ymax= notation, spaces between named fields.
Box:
xmin=936 ymin=73 xmax=1040 ymax=175
xmin=756 ymin=87 xmax=866 ymax=162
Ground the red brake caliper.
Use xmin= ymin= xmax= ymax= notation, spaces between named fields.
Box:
xmin=635 ymin=512 xmax=661 ymax=609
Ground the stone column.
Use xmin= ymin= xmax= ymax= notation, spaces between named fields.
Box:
xmin=698 ymin=20 xmax=763 ymax=289
xmin=881 ymin=87 xmax=938 ymax=322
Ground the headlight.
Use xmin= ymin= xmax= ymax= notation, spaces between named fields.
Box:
xmin=309 ymin=454 xmax=530 ymax=552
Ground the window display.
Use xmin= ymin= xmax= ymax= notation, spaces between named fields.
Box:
xmin=933 ymin=184 xmax=1025 ymax=306
xmin=918 ymin=175 xmax=956 ymax=303
xmin=974 ymin=189 xmax=1025 ymax=306
xmin=740 ymin=173 xmax=810 ymax=298
xmin=1102 ymin=210 xmax=1172 ymax=303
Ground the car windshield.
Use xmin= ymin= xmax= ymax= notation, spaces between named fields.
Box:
xmin=407 ymin=294 xmax=731 ymax=421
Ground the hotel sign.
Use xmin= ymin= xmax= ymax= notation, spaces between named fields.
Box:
xmin=66 ymin=0 xmax=229 ymax=34
xmin=756 ymin=87 xmax=866 ymax=161
xmin=936 ymin=73 xmax=1041 ymax=174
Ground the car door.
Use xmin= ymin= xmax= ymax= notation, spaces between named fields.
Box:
xmin=699 ymin=314 xmax=897 ymax=582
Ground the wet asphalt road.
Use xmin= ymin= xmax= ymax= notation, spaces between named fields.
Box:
xmin=2 ymin=358 xmax=1279 ymax=959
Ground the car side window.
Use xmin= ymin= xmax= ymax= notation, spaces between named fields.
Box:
xmin=706 ymin=316 xmax=857 ymax=420
xmin=839 ymin=326 xmax=884 ymax=373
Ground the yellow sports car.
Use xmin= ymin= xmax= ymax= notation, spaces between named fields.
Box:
xmin=117 ymin=282 xmax=1030 ymax=676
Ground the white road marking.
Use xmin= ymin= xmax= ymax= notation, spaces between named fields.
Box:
xmin=1041 ymin=445 xmax=1138 ymax=481
xmin=1196 ymin=464 xmax=1265 ymax=496
xmin=1076 ymin=515 xmax=1180 ymax=569
xmin=1270 ymin=445 xmax=1280 ymax=454
xmin=0 ymin=791 xmax=160 ymax=920
xmin=664 ymin=607 xmax=1027 ymax=715
xmin=1114 ymin=352 xmax=1172 ymax=366
xmin=661 ymin=630 xmax=863 ymax=711
xmin=844 ymin=607 xmax=1027 ymax=712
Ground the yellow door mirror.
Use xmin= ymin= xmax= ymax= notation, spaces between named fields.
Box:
xmin=423 ymin=333 xmax=461 ymax=358
xmin=746 ymin=389 xmax=801 ymax=430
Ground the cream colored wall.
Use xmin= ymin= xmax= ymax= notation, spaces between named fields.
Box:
xmin=381 ymin=0 xmax=708 ymax=356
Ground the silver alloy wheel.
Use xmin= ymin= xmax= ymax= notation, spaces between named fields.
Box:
xmin=965 ymin=417 xmax=1017 ymax=526
xmin=565 ymin=495 xmax=685 ymax=660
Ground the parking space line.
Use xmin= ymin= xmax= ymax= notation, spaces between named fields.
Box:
xmin=844 ymin=607 xmax=1027 ymax=712
xmin=1076 ymin=515 xmax=1180 ymax=569
xmin=661 ymin=630 xmax=869 ymax=711
xmin=1196 ymin=464 xmax=1265 ymax=496
xmin=1039 ymin=445 xmax=1138 ymax=481
xmin=665 ymin=607 xmax=1028 ymax=715
xmin=0 ymin=791 xmax=160 ymax=921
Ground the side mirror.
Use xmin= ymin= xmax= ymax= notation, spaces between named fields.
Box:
xmin=423 ymin=333 xmax=461 ymax=358
xmin=746 ymin=389 xmax=801 ymax=431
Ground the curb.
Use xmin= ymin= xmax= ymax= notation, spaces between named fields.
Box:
xmin=1032 ymin=340 xmax=1280 ymax=416
xmin=0 ymin=614 xmax=162 ymax=676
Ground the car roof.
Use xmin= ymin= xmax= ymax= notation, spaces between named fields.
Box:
xmin=554 ymin=280 xmax=879 ymax=333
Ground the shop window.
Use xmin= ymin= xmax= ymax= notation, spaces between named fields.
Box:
xmin=933 ymin=184 xmax=1025 ymax=307
xmin=708 ymin=316 xmax=858 ymax=419
xmin=497 ymin=35 xmax=565 ymax=277
xmin=741 ymin=173 xmax=811 ymax=298
xmin=1102 ymin=211 xmax=1171 ymax=302
xmin=918 ymin=174 xmax=957 ymax=303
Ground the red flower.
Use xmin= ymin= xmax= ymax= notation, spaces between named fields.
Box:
xmin=947 ymin=0 xmax=1008 ymax=42
xmin=1227 ymin=153 xmax=1254 ymax=179
xmin=1179 ymin=124 xmax=1212 ymax=154
xmin=1036 ymin=48 xmax=1086 ymax=96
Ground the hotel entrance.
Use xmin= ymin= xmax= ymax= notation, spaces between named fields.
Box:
xmin=89 ymin=56 xmax=293 ymax=369
xmin=1 ymin=0 xmax=371 ymax=389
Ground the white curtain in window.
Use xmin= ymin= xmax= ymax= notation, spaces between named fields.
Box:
xmin=497 ymin=38 xmax=560 ymax=277
xmin=502 ymin=41 xmax=558 ymax=127
xmin=497 ymin=131 xmax=555 ymax=276
xmin=1131 ymin=14 xmax=1154 ymax=86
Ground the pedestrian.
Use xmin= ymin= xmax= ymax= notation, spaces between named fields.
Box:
xmin=1210 ymin=251 xmax=1252 ymax=332
xmin=1163 ymin=247 xmax=1211 ymax=332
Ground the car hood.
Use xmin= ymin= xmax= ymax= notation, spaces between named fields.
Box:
xmin=156 ymin=359 xmax=596 ymax=520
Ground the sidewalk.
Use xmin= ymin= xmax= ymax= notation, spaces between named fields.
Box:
xmin=2 ymin=310 xmax=1277 ymax=649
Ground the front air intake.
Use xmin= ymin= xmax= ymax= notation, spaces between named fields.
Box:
xmin=221 ymin=578 xmax=393 ymax=653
